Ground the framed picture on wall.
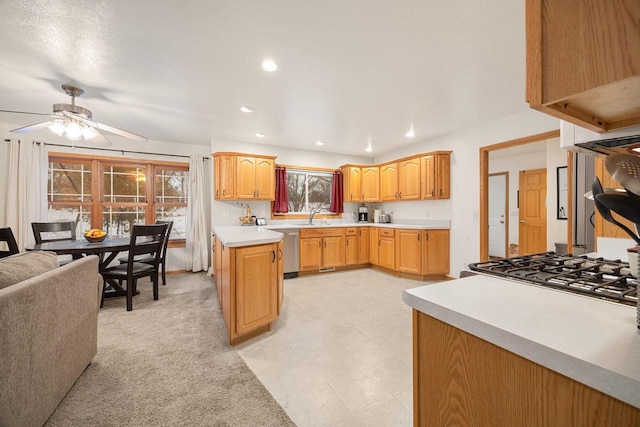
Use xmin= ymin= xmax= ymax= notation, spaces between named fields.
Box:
xmin=557 ymin=166 xmax=568 ymax=220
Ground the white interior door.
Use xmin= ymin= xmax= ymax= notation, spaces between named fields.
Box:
xmin=489 ymin=173 xmax=507 ymax=258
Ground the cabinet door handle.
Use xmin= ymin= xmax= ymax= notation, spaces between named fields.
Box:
xmin=431 ymin=189 xmax=434 ymax=197
xmin=272 ymin=250 xmax=276 ymax=263
xmin=350 ymin=193 xmax=353 ymax=200
xmin=222 ymin=189 xmax=226 ymax=196
xmin=279 ymin=248 xmax=283 ymax=260
xmin=425 ymin=234 xmax=429 ymax=240
xmin=439 ymin=188 xmax=443 ymax=196
xmin=418 ymin=234 xmax=420 ymax=241
xmin=399 ymin=192 xmax=402 ymax=199
xmin=318 ymin=241 xmax=321 ymax=248
xmin=216 ymin=189 xmax=219 ymax=198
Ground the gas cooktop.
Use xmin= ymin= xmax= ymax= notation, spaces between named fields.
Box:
xmin=467 ymin=252 xmax=638 ymax=306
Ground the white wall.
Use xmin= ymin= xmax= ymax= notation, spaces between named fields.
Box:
xmin=546 ymin=138 xmax=569 ymax=249
xmin=210 ymin=138 xmax=374 ymax=226
xmin=1 ymin=121 xmax=211 ymax=271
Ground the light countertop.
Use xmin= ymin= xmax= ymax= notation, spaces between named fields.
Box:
xmin=213 ymin=226 xmax=283 ymax=247
xmin=403 ymin=275 xmax=640 ymax=409
xmin=265 ymin=219 xmax=450 ymax=230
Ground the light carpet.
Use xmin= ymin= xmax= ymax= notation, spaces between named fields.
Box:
xmin=45 ymin=272 xmax=295 ymax=427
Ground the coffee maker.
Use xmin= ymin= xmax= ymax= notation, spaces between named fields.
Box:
xmin=358 ymin=205 xmax=368 ymax=223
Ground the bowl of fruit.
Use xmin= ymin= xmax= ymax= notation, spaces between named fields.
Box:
xmin=83 ymin=229 xmax=107 ymax=243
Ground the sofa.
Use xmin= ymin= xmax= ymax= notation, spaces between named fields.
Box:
xmin=0 ymin=252 xmax=103 ymax=427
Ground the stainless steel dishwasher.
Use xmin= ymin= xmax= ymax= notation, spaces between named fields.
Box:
xmin=271 ymin=229 xmax=299 ymax=278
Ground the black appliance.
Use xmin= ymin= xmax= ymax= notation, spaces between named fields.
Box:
xmin=358 ymin=205 xmax=368 ymax=223
xmin=466 ymin=252 xmax=637 ymax=306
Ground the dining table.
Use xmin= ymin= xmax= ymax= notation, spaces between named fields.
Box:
xmin=27 ymin=237 xmax=132 ymax=299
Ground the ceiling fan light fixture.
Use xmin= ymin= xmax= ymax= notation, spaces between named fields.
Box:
xmin=48 ymin=121 xmax=65 ymax=136
xmin=82 ymin=126 xmax=97 ymax=140
xmin=64 ymin=120 xmax=83 ymax=141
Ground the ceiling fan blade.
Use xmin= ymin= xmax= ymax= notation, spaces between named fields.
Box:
xmin=93 ymin=121 xmax=148 ymax=142
xmin=0 ymin=109 xmax=51 ymax=117
xmin=91 ymin=129 xmax=112 ymax=147
xmin=10 ymin=120 xmax=58 ymax=133
xmin=64 ymin=112 xmax=148 ymax=142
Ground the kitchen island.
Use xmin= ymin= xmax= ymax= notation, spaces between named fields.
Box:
xmin=403 ymin=275 xmax=640 ymax=426
xmin=212 ymin=226 xmax=284 ymax=345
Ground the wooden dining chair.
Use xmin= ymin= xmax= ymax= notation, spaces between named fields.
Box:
xmin=101 ymin=223 xmax=168 ymax=311
xmin=31 ymin=221 xmax=77 ymax=244
xmin=0 ymin=227 xmax=19 ymax=258
xmin=117 ymin=220 xmax=173 ymax=286
xmin=31 ymin=221 xmax=77 ymax=265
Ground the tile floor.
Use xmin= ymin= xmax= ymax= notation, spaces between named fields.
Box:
xmin=235 ymin=269 xmax=437 ymax=427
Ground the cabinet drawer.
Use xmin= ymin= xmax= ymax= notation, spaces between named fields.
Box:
xmin=378 ymin=228 xmax=395 ymax=238
xmin=300 ymin=227 xmax=344 ymax=238
xmin=345 ymin=228 xmax=358 ymax=236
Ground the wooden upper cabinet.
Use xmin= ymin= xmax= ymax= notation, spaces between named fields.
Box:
xmin=398 ymin=158 xmax=421 ymax=200
xmin=342 ymin=166 xmax=362 ymax=202
xmin=213 ymin=154 xmax=235 ymax=200
xmin=421 ymin=152 xmax=451 ymax=200
xmin=526 ymin=0 xmax=640 ymax=131
xmin=380 ymin=163 xmax=399 ymax=201
xmin=361 ymin=166 xmax=380 ymax=202
xmin=213 ymin=152 xmax=276 ymax=201
xmin=436 ymin=153 xmax=450 ymax=199
xmin=255 ymin=157 xmax=275 ymax=199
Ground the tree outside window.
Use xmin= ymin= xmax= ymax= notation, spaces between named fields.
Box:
xmin=286 ymin=170 xmax=333 ymax=214
xmin=47 ymin=154 xmax=188 ymax=241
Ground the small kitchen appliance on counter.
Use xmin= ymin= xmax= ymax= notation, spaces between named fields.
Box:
xmin=358 ymin=205 xmax=368 ymax=223
xmin=379 ymin=212 xmax=392 ymax=223
xmin=373 ymin=209 xmax=381 ymax=223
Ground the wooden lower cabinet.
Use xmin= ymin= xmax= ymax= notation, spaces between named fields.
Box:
xmin=395 ymin=228 xmax=450 ymax=276
xmin=277 ymin=239 xmax=284 ymax=315
xmin=369 ymin=227 xmax=379 ymax=266
xmin=358 ymin=228 xmax=369 ymax=264
xmin=413 ymin=311 xmax=640 ymax=426
xmin=423 ymin=229 xmax=450 ymax=275
xmin=378 ymin=229 xmax=396 ymax=270
xmin=345 ymin=228 xmax=358 ymax=265
xmin=345 ymin=227 xmax=369 ymax=266
xmin=396 ymin=229 xmax=422 ymax=274
xmin=218 ymin=240 xmax=281 ymax=345
xmin=299 ymin=228 xmax=345 ymax=271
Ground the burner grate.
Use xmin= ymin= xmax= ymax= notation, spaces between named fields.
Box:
xmin=468 ymin=252 xmax=637 ymax=306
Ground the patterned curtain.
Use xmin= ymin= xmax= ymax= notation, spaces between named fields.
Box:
xmin=273 ymin=166 xmax=289 ymax=213
xmin=329 ymin=170 xmax=344 ymax=213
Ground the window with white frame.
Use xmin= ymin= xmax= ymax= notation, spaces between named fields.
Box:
xmin=286 ymin=169 xmax=333 ymax=214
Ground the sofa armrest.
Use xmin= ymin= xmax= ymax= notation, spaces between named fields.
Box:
xmin=0 ymin=255 xmax=103 ymax=427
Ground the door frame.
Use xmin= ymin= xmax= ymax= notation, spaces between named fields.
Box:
xmin=479 ymin=130 xmax=569 ymax=261
xmin=488 ymin=172 xmax=509 ymax=258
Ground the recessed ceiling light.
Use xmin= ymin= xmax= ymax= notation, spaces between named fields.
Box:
xmin=316 ymin=140 xmax=325 ymax=146
xmin=240 ymin=106 xmax=254 ymax=113
xmin=365 ymin=142 xmax=373 ymax=153
xmin=405 ymin=128 xmax=415 ymax=138
xmin=261 ymin=59 xmax=278 ymax=72
xmin=255 ymin=132 xmax=266 ymax=138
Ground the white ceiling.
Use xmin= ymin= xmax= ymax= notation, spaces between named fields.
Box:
xmin=0 ymin=0 xmax=528 ymax=156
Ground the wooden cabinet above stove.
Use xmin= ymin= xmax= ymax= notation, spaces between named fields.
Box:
xmin=526 ymin=0 xmax=640 ymax=132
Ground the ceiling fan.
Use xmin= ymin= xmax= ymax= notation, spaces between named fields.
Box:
xmin=0 ymin=85 xmax=148 ymax=146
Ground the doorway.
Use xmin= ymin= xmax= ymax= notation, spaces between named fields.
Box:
xmin=518 ymin=168 xmax=548 ymax=255
xmin=479 ymin=130 xmax=568 ymax=261
xmin=488 ymin=172 xmax=508 ymax=258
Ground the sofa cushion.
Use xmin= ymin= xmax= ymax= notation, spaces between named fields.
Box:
xmin=0 ymin=251 xmax=59 ymax=290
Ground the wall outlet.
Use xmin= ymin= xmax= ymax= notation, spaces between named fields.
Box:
xmin=472 ymin=210 xmax=479 ymax=220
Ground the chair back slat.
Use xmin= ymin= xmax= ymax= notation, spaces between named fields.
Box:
xmin=156 ymin=220 xmax=174 ymax=260
xmin=0 ymin=227 xmax=19 ymax=258
xmin=32 ymin=221 xmax=77 ymax=244
xmin=126 ymin=224 xmax=168 ymax=270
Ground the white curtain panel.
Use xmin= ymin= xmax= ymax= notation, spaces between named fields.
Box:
xmin=5 ymin=140 xmax=46 ymax=250
xmin=186 ymin=155 xmax=209 ymax=272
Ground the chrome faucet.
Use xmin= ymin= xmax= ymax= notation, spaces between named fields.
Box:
xmin=308 ymin=207 xmax=324 ymax=225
